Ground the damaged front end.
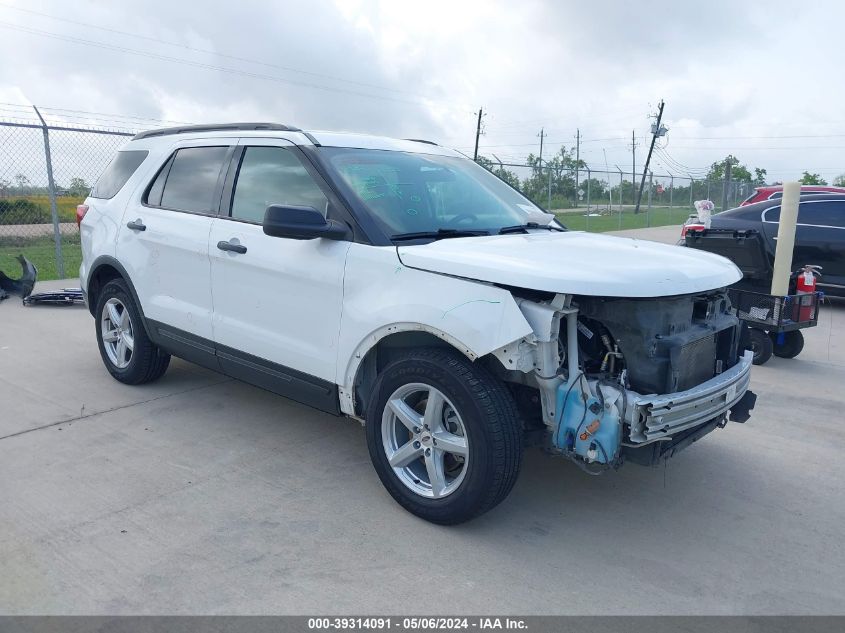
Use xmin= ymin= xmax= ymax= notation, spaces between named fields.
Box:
xmin=492 ymin=289 xmax=756 ymax=471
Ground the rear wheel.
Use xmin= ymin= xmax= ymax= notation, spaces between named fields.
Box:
xmin=748 ymin=328 xmax=773 ymax=365
xmin=770 ymin=330 xmax=804 ymax=359
xmin=366 ymin=348 xmax=522 ymax=525
xmin=95 ymin=279 xmax=170 ymax=384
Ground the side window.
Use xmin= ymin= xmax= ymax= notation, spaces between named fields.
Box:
xmin=763 ymin=206 xmax=781 ymax=222
xmin=145 ymin=155 xmax=174 ymax=207
xmin=158 ymin=146 xmax=229 ymax=213
xmin=768 ymin=191 xmax=783 ymax=200
xmin=91 ymin=150 xmax=148 ymax=199
xmin=798 ymin=201 xmax=845 ymax=228
xmin=230 ymin=146 xmax=328 ymax=223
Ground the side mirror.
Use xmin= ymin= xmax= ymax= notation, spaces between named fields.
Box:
xmin=262 ymin=204 xmax=350 ymax=241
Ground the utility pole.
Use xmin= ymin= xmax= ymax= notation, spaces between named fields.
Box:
xmin=537 ymin=127 xmax=545 ymax=167
xmin=473 ymin=107 xmax=484 ymax=161
xmin=721 ymin=158 xmax=732 ymax=211
xmin=635 ymin=100 xmax=666 ymax=214
xmin=574 ymin=128 xmax=580 ymax=208
xmin=631 ymin=130 xmax=637 ymax=209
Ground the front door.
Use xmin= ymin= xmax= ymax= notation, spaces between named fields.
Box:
xmin=208 ymin=139 xmax=350 ymax=411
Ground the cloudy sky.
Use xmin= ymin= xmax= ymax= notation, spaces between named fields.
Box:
xmin=1 ymin=0 xmax=844 ymax=184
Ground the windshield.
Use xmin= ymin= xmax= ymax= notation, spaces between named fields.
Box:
xmin=320 ymin=147 xmax=544 ymax=238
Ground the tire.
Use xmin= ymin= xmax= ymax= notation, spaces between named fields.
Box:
xmin=94 ymin=279 xmax=170 ymax=385
xmin=770 ymin=330 xmax=804 ymax=359
xmin=366 ymin=348 xmax=523 ymax=525
xmin=748 ymin=328 xmax=773 ymax=365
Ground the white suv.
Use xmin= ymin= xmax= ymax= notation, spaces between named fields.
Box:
xmin=79 ymin=123 xmax=756 ymax=524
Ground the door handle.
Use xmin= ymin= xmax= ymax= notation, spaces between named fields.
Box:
xmin=126 ymin=219 xmax=146 ymax=231
xmin=217 ymin=240 xmax=247 ymax=254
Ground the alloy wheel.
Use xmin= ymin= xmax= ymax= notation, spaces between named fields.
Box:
xmin=381 ymin=382 xmax=469 ymax=499
xmin=101 ymin=297 xmax=134 ymax=369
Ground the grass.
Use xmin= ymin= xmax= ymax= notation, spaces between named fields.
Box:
xmin=554 ymin=206 xmax=692 ymax=232
xmin=0 ymin=195 xmax=84 ymax=224
xmin=0 ymin=235 xmax=81 ymax=282
xmin=0 ymin=196 xmax=84 ymax=281
xmin=30 ymin=195 xmax=84 ymax=222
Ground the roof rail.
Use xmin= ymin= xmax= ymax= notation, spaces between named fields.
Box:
xmin=132 ymin=122 xmax=301 ymax=140
xmin=404 ymin=138 xmax=439 ymax=146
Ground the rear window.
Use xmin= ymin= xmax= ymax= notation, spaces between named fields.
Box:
xmin=91 ymin=150 xmax=148 ymax=199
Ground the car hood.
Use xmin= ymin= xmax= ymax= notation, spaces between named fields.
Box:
xmin=396 ymin=231 xmax=742 ymax=297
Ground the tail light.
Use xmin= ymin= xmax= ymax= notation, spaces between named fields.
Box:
xmin=680 ymin=223 xmax=705 ymax=239
xmin=76 ymin=204 xmax=89 ymax=227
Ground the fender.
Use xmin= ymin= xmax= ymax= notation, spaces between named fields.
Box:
xmin=336 ymin=243 xmax=534 ymax=416
xmin=84 ymin=255 xmax=146 ymax=323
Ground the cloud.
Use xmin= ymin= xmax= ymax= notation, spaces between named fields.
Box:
xmin=0 ymin=0 xmax=844 ymax=183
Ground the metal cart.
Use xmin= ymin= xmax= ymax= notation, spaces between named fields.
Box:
xmin=685 ymin=227 xmax=822 ymax=365
xmin=727 ymin=288 xmax=821 ymax=364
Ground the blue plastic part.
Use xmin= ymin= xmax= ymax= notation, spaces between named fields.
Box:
xmin=776 ymin=331 xmax=786 ymax=345
xmin=554 ymin=380 xmax=622 ymax=464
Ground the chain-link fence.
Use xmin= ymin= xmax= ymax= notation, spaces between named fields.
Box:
xmin=482 ymin=161 xmax=756 ymax=233
xmin=0 ymin=117 xmax=132 ymax=281
xmin=1 ymin=111 xmax=761 ymax=281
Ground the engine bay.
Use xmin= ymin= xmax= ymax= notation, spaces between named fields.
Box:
xmin=495 ymin=288 xmax=755 ymax=472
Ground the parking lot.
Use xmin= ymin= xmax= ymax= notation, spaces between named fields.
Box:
xmin=1 ymin=227 xmax=844 ymax=615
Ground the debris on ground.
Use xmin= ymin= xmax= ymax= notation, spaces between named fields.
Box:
xmin=0 ymin=254 xmax=83 ymax=306
xmin=24 ymin=288 xmax=84 ymax=306
xmin=0 ymin=255 xmax=37 ymax=303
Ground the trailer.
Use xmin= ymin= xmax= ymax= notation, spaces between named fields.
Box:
xmin=685 ymin=227 xmax=822 ymax=365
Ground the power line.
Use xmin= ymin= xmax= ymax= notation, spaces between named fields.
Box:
xmin=671 ymin=133 xmax=845 ymax=140
xmin=666 ymin=145 xmax=845 ymax=151
xmin=0 ymin=2 xmax=436 ymax=101
xmin=654 ymin=147 xmax=710 ymax=173
xmin=39 ymin=106 xmax=191 ymax=125
xmin=0 ymin=21 xmax=464 ymax=111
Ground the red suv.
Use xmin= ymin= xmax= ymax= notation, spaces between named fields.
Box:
xmin=740 ymin=185 xmax=845 ymax=205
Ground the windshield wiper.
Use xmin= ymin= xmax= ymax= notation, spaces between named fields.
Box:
xmin=497 ymin=222 xmax=566 ymax=235
xmin=391 ymin=228 xmax=489 ymax=241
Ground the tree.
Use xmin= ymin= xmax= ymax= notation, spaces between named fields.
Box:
xmin=475 ymin=155 xmax=521 ymax=190
xmin=707 ymin=155 xmax=739 ymax=181
xmin=14 ymin=173 xmax=31 ymax=192
xmin=833 ymin=173 xmax=845 ymax=187
xmin=68 ymin=177 xmax=90 ymax=197
xmin=800 ymin=171 xmax=827 ymax=185
xmin=522 ymin=147 xmax=585 ymax=205
xmin=706 ymin=155 xmax=766 ymax=184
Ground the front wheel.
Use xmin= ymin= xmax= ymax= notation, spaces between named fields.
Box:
xmin=366 ymin=348 xmax=523 ymax=525
xmin=748 ymin=328 xmax=773 ymax=365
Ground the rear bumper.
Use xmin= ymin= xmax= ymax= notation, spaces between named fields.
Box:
xmin=625 ymin=350 xmax=754 ymax=444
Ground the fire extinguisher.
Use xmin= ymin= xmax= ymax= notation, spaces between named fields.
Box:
xmin=795 ymin=265 xmax=821 ymax=321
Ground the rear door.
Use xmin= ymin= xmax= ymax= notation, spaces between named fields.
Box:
xmin=760 ymin=199 xmax=845 ymax=288
xmin=794 ymin=200 xmax=845 ymax=290
xmin=117 ymin=142 xmax=234 ymax=364
xmin=208 ymin=138 xmax=350 ymax=411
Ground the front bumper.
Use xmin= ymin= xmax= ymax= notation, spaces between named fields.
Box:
xmin=626 ymin=350 xmax=754 ymax=444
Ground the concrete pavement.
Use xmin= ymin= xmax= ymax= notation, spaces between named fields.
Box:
xmin=607 ymin=224 xmax=682 ymax=243
xmin=1 ymin=276 xmax=844 ymax=615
